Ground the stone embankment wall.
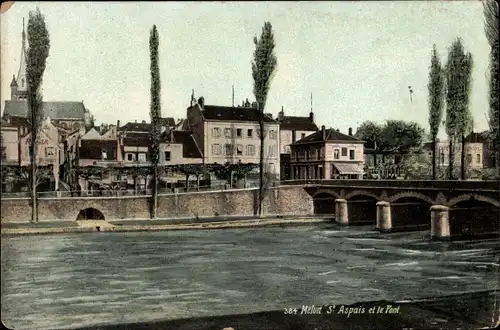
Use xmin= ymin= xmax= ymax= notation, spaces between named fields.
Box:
xmin=1 ymin=186 xmax=313 ymax=223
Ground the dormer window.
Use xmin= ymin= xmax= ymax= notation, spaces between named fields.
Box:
xmin=21 ymin=78 xmax=25 ymax=87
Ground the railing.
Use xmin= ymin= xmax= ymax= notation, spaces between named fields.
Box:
xmin=0 ymin=182 xmax=263 ymax=199
xmin=280 ymin=179 xmax=500 ymax=191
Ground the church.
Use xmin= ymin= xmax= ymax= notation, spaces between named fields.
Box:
xmin=2 ymin=19 xmax=93 ymax=133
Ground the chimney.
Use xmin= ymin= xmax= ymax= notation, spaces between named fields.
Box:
xmin=135 ymin=120 xmax=137 ymax=123
xmin=169 ymin=127 xmax=174 ymax=142
xmin=142 ymin=120 xmax=146 ymax=124
xmin=198 ymin=97 xmax=205 ymax=108
xmin=322 ymin=125 xmax=326 ymax=140
xmin=309 ymin=111 xmax=314 ymax=123
xmin=245 ymin=98 xmax=250 ymax=107
xmin=117 ymin=120 xmax=121 ymax=129
xmin=348 ymin=127 xmax=353 ymax=136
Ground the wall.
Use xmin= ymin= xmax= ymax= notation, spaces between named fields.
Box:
xmin=280 ymin=129 xmax=316 ymax=154
xmin=0 ymin=126 xmax=19 ymax=164
xmin=205 ymin=120 xmax=281 ymax=177
xmin=325 ymin=142 xmax=364 ymax=162
xmin=0 ymin=186 xmax=313 ymax=223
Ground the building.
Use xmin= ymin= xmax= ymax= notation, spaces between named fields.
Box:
xmin=3 ymin=20 xmax=92 ymax=133
xmin=185 ymin=95 xmax=281 ymax=180
xmin=423 ymin=131 xmax=491 ymax=170
xmin=290 ymin=126 xmax=365 ymax=180
xmin=275 ymin=106 xmax=318 ymax=179
xmin=0 ymin=118 xmax=20 ymax=166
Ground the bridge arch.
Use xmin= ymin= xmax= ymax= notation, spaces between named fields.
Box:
xmin=312 ymin=189 xmax=341 ymax=199
xmin=388 ymin=192 xmax=434 ymax=205
xmin=312 ymin=192 xmax=337 ymax=215
xmin=345 ymin=190 xmax=379 ymax=201
xmin=447 ymin=194 xmax=500 ymax=208
xmin=76 ymin=207 xmax=105 ymax=221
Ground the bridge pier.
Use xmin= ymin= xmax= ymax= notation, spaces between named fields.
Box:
xmin=430 ymin=205 xmax=450 ymax=241
xmin=376 ymin=201 xmax=392 ymax=232
xmin=335 ymin=199 xmax=348 ymax=225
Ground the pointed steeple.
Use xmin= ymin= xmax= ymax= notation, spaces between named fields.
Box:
xmin=10 ymin=75 xmax=17 ymax=87
xmin=16 ymin=18 xmax=28 ymax=93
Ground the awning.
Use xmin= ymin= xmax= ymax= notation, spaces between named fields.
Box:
xmin=333 ymin=162 xmax=364 ymax=175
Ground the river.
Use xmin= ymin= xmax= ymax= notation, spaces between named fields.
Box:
xmin=2 ymin=223 xmax=499 ymax=329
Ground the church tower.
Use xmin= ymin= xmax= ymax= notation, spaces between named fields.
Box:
xmin=10 ymin=18 xmax=28 ymax=101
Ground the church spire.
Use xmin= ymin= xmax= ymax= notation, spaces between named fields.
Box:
xmin=16 ymin=17 xmax=28 ymax=93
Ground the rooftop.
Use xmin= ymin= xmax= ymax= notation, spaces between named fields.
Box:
xmin=278 ymin=116 xmax=318 ymax=131
xmin=292 ymin=126 xmax=362 ymax=144
xmin=198 ymin=104 xmax=277 ymax=123
xmin=3 ymin=100 xmax=87 ymax=120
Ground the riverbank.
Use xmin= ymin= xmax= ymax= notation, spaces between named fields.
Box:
xmin=0 ymin=216 xmax=331 ymax=236
xmin=73 ymin=289 xmax=500 ymax=330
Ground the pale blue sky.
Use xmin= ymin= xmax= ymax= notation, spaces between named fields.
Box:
xmin=1 ymin=1 xmax=492 ymax=138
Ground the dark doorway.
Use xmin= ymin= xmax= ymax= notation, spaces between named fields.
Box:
xmin=76 ymin=208 xmax=105 ymax=220
xmin=313 ymin=193 xmax=336 ymax=215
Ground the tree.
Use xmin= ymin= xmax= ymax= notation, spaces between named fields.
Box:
xmin=251 ymin=22 xmax=277 ymax=217
xmin=444 ymin=38 xmax=473 ymax=180
xmin=483 ymin=0 xmax=499 ymax=179
xmin=381 ymin=120 xmax=425 ymax=155
xmin=427 ymin=45 xmax=445 ymax=180
xmin=149 ymin=25 xmax=162 ymax=218
xmin=26 ymin=8 xmax=50 ymax=222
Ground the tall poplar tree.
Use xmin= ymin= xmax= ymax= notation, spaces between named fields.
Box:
xmin=483 ymin=0 xmax=499 ymax=176
xmin=427 ymin=45 xmax=445 ymax=180
xmin=252 ymin=22 xmax=277 ymax=217
xmin=149 ymin=25 xmax=161 ymax=219
xmin=444 ymin=38 xmax=473 ymax=180
xmin=26 ymin=8 xmax=50 ymax=222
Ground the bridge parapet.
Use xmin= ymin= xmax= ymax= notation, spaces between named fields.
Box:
xmin=281 ymin=179 xmax=499 ymax=191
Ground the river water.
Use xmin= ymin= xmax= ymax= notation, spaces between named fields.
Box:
xmin=2 ymin=223 xmax=499 ymax=329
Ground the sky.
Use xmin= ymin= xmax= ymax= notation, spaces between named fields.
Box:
xmin=0 ymin=1 xmax=493 ymax=139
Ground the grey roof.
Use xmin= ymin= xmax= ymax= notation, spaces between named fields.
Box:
xmin=3 ymin=100 xmax=86 ymax=120
xmin=291 ymin=128 xmax=363 ymax=144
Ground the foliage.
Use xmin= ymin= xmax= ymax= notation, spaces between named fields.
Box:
xmin=483 ymin=0 xmax=499 ymax=48
xmin=427 ymin=44 xmax=445 ymax=179
xmin=445 ymin=38 xmax=474 ymax=179
xmin=252 ymin=21 xmax=278 ymax=217
xmin=487 ymin=40 xmax=499 ymax=163
xmin=149 ymin=24 xmax=162 ymax=218
xmin=26 ymin=8 xmax=50 ymax=222
xmin=355 ymin=120 xmax=425 ymax=155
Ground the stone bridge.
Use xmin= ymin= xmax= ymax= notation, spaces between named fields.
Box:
xmin=282 ymin=179 xmax=500 ymax=240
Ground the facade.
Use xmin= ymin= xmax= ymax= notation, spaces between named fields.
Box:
xmin=0 ymin=118 xmax=20 ymax=166
xmin=276 ymin=106 xmax=318 ymax=180
xmin=423 ymin=131 xmax=490 ymax=170
xmin=186 ymin=96 xmax=281 ymax=179
xmin=290 ymin=126 xmax=365 ymax=180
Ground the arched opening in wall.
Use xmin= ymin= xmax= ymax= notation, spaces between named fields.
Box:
xmin=347 ymin=195 xmax=377 ymax=225
xmin=449 ymin=199 xmax=499 ymax=239
xmin=76 ymin=208 xmax=105 ymax=221
xmin=391 ymin=197 xmax=432 ymax=231
xmin=313 ymin=193 xmax=336 ymax=215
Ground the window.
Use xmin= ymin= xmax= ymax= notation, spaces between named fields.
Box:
xmin=45 ymin=147 xmax=54 ymax=157
xmin=268 ymin=145 xmax=276 ymax=157
xmin=476 ymin=154 xmax=481 ymax=163
xmin=301 ymin=133 xmax=306 ymax=139
xmin=269 ymin=130 xmax=277 ymax=139
xmin=316 ymin=148 xmax=321 ymax=160
xmin=247 ymin=144 xmax=255 ymax=156
xmin=164 ymin=151 xmax=171 ymax=161
xmin=292 ymin=130 xmax=296 ymax=143
xmin=236 ymin=128 xmax=242 ymax=138
xmin=21 ymin=78 xmax=25 ymax=87
xmin=349 ymin=149 xmax=355 ymax=160
xmin=224 ymin=128 xmax=232 ymax=138
xmin=138 ymin=153 xmax=146 ymax=162
xmin=101 ymin=149 xmax=107 ymax=160
xmin=237 ymin=144 xmax=243 ymax=155
xmin=212 ymin=144 xmax=221 ymax=155
xmin=285 ymin=146 xmax=291 ymax=154
xmin=212 ymin=127 xmax=221 ymax=138
xmin=225 ymin=143 xmax=233 ymax=155
xmin=341 ymin=147 xmax=348 ymax=157
xmin=467 ymin=153 xmax=472 ymax=164
xmin=247 ymin=129 xmax=253 ymax=138
xmin=334 ymin=149 xmax=340 ymax=160
xmin=127 ymin=153 xmax=134 ymax=161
